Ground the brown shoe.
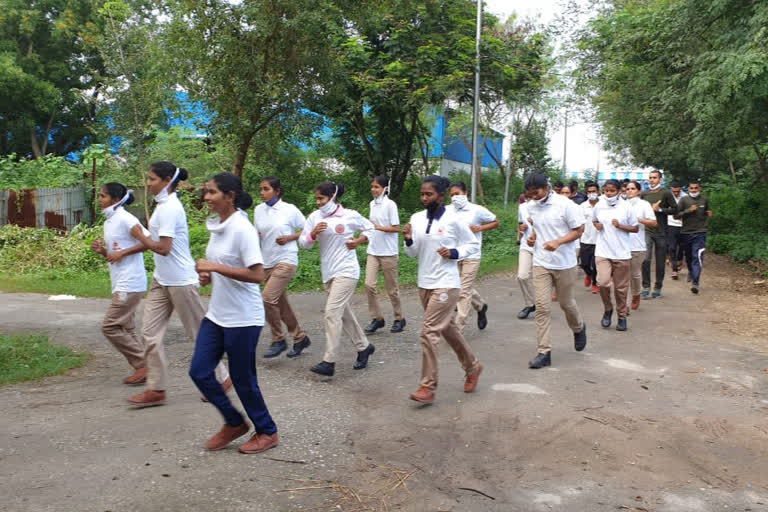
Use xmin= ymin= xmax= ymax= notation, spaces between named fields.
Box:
xmin=201 ymin=376 xmax=233 ymax=403
xmin=631 ymin=295 xmax=641 ymax=310
xmin=464 ymin=363 xmax=484 ymax=393
xmin=239 ymin=432 xmax=279 ymax=454
xmin=206 ymin=423 xmax=250 ymax=451
xmin=409 ymin=386 xmax=435 ymax=404
xmin=123 ymin=367 xmax=147 ymax=385
xmin=127 ymin=389 xmax=166 ymax=408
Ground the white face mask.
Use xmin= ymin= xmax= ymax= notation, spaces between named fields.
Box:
xmin=689 ymin=191 xmax=700 ymax=198
xmin=605 ymin=195 xmax=619 ymax=206
xmin=102 ymin=190 xmax=133 ymax=219
xmin=320 ymin=185 xmax=339 ymax=216
xmin=451 ymin=194 xmax=468 ymax=209
xmin=620 ymin=193 xmax=628 ymax=200
xmin=154 ymin=168 xmax=180 ymax=203
xmin=649 ymin=182 xmax=662 ymax=191
xmin=538 ymin=192 xmax=551 ymax=205
xmin=588 ymin=193 xmax=599 ymax=201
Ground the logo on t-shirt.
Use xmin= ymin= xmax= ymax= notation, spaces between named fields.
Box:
xmin=112 ymin=241 xmax=121 ymax=251
xmin=335 ymin=224 xmax=345 ymax=234
xmin=437 ymin=227 xmax=444 ymax=235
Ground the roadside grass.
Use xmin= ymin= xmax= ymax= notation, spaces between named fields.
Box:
xmin=0 ymin=333 xmax=91 ymax=386
xmin=0 ymin=270 xmax=115 ymax=298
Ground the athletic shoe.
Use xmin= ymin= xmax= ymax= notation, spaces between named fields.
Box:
xmin=652 ymin=289 xmax=662 ymax=299
xmin=205 ymin=423 xmax=249 ymax=451
xmin=364 ymin=318 xmax=385 ymax=334
xmin=123 ymin=367 xmax=147 ymax=385
xmin=410 ymin=386 xmax=435 ymax=404
xmin=517 ymin=305 xmax=536 ymax=319
xmin=641 ymin=288 xmax=651 ymax=299
xmin=286 ymin=336 xmax=311 ymax=358
xmin=263 ymin=340 xmax=287 ymax=359
xmin=477 ymin=304 xmax=489 ymax=330
xmin=353 ymin=344 xmax=375 ymax=370
xmin=584 ymin=276 xmax=592 ymax=287
xmin=591 ymin=284 xmax=599 ymax=294
xmin=691 ymin=284 xmax=699 ymax=294
xmin=616 ymin=318 xmax=628 ymax=332
xmin=601 ymin=310 xmax=613 ymax=329
xmin=574 ymin=325 xmax=587 ymax=351
xmin=528 ymin=352 xmax=551 ymax=369
xmin=390 ymin=319 xmax=406 ymax=333
xmin=239 ymin=432 xmax=279 ymax=454
xmin=464 ymin=363 xmax=483 ymax=393
xmin=127 ymin=389 xmax=166 ymax=408
xmin=310 ymin=361 xmax=335 ymax=376
xmin=631 ymin=295 xmax=641 ymax=310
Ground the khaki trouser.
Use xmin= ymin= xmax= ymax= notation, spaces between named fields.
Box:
xmin=102 ymin=291 xmax=146 ymax=369
xmin=517 ymin=250 xmax=535 ymax=308
xmin=418 ymin=288 xmax=480 ymax=390
xmin=596 ymin=257 xmax=631 ymax=319
xmin=323 ymin=277 xmax=370 ymax=363
xmin=533 ymin=266 xmax=584 ymax=354
xmin=627 ymin=251 xmax=645 ymax=309
xmin=142 ymin=279 xmax=228 ymax=391
xmin=263 ymin=263 xmax=306 ymax=343
xmin=455 ymin=259 xmax=485 ymax=332
xmin=365 ymin=254 xmax=403 ymax=321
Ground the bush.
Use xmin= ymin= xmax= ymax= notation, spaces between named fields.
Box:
xmin=706 ymin=184 xmax=768 ymax=267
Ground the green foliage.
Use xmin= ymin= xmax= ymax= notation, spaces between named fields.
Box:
xmin=0 ymin=333 xmax=90 ymax=386
xmin=0 ymin=154 xmax=85 ymax=189
xmin=705 ymin=184 xmax=768 ymax=270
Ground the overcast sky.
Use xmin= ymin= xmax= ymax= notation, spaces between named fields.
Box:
xmin=485 ymin=0 xmax=613 ymax=175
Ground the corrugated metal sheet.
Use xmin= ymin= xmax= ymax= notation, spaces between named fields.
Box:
xmin=0 ymin=187 xmax=91 ymax=231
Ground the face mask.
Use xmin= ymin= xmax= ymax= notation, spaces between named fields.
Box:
xmin=103 ymin=190 xmax=133 ymax=219
xmin=689 ymin=191 xmax=700 ymax=198
xmin=620 ymin=193 xmax=628 ymax=200
xmin=588 ymin=193 xmax=598 ymax=201
xmin=320 ymin=185 xmax=339 ymax=216
xmin=605 ymin=195 xmax=619 ymax=206
xmin=266 ymin=195 xmax=280 ymax=207
xmin=538 ymin=192 xmax=551 ymax=205
xmin=649 ymin=183 xmax=662 ymax=191
xmin=451 ymin=194 xmax=468 ymax=209
xmin=154 ymin=168 xmax=180 ymax=203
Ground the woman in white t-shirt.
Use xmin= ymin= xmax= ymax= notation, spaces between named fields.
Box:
xmin=625 ymin=181 xmax=658 ymax=312
xmin=126 ymin=161 xmax=230 ymax=408
xmin=363 ymin=176 xmax=405 ymax=335
xmin=299 ymin=182 xmax=376 ymax=377
xmin=516 ymin=190 xmax=536 ymax=319
xmin=91 ymin=183 xmax=148 ymax=385
xmin=403 ymin=175 xmax=482 ymax=404
xmin=190 ymin=173 xmax=278 ymax=454
xmin=592 ymin=179 xmax=639 ymax=332
xmin=253 ymin=177 xmax=311 ymax=360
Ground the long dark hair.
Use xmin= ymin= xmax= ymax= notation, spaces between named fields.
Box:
xmin=211 ymin=173 xmax=253 ymax=210
xmin=315 ymin=181 xmax=345 ymax=199
xmin=102 ymin=182 xmax=135 ymax=206
xmin=261 ymin=176 xmax=283 ymax=198
xmin=149 ymin=161 xmax=188 ymax=190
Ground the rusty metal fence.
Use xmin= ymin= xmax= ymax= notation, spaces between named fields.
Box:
xmin=0 ymin=187 xmax=92 ymax=231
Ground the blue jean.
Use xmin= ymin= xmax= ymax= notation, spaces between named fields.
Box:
xmin=683 ymin=233 xmax=707 ymax=285
xmin=189 ymin=318 xmax=277 ymax=435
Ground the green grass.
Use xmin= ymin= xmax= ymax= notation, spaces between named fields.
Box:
xmin=0 ymin=334 xmax=91 ymax=386
xmin=0 ymin=270 xmax=115 ymax=298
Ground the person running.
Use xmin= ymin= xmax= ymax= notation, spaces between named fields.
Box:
xmin=579 ymin=181 xmax=600 ymax=294
xmin=516 ymin=190 xmax=536 ymax=319
xmin=299 ymin=182 xmax=376 ymax=377
xmin=363 ymin=176 xmax=405 ymax=335
xmin=675 ymin=180 xmax=712 ymax=294
xmin=127 ymin=162 xmax=230 ymax=407
xmin=524 ymin=173 xmax=587 ymax=370
xmin=447 ymin=182 xmax=499 ymax=332
xmin=620 ymin=179 xmax=630 ymax=201
xmin=665 ymin=180 xmax=686 ymax=280
xmin=553 ymin=180 xmax=564 ymax=195
xmin=570 ymin=180 xmax=587 ymax=205
xmin=592 ymin=180 xmax=638 ymax=332
xmin=403 ymin=175 xmax=483 ymax=404
xmin=92 ymin=183 xmax=148 ymax=385
xmin=189 ymin=173 xmax=278 ymax=454
xmin=253 ymin=177 xmax=311 ymax=359
xmin=625 ymin=181 xmax=657 ymax=311
xmin=640 ymin=170 xmax=678 ymax=298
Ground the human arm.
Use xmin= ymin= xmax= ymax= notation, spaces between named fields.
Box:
xmin=107 ymin=243 xmax=147 ymax=263
xmin=277 ymin=206 xmax=307 ymax=245
xmin=441 ymin=219 xmax=480 ymax=259
xmin=543 ymin=201 xmax=586 ymax=251
xmin=91 ymin=239 xmax=107 ymax=257
xmin=298 ymin=215 xmax=320 ymax=249
xmin=402 ymin=221 xmax=419 ymax=258
xmin=470 ymin=206 xmax=499 ymax=233
xmin=196 ymin=260 xmax=265 ymax=284
xmin=130 ymin=224 xmax=172 ymax=256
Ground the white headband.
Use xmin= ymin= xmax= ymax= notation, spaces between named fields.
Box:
xmin=170 ymin=167 xmax=181 ymax=185
xmin=114 ymin=189 xmax=133 ymax=209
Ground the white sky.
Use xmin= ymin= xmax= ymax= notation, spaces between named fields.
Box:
xmin=486 ymin=0 xmax=615 ymax=176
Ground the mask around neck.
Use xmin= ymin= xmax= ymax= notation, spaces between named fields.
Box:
xmin=588 ymin=193 xmax=599 ymax=202
xmin=689 ymin=191 xmax=700 ymax=198
xmin=320 ymin=199 xmax=338 ymax=217
xmin=538 ymin=192 xmax=551 ymax=205
xmin=605 ymin=195 xmax=619 ymax=206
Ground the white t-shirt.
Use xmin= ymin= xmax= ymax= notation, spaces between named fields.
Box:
xmin=526 ymin=192 xmax=585 ymax=270
xmin=253 ymin=199 xmax=305 ymax=268
xmin=205 ymin=213 xmax=265 ymax=328
xmin=148 ymin=193 xmax=199 ymax=286
xmin=667 ymin=191 xmax=687 ymax=228
xmin=404 ymin=208 xmax=479 ymax=289
xmin=447 ymin=201 xmax=497 ymax=260
xmin=580 ymin=201 xmax=599 ymax=245
xmin=627 ymin=197 xmax=655 ymax=252
xmin=592 ymin=198 xmax=638 ymax=260
xmin=367 ymin=196 xmax=400 ymax=256
xmin=517 ymin=201 xmax=534 ymax=254
xmin=299 ymin=206 xmax=375 ymax=283
xmin=104 ymin=207 xmax=148 ymax=294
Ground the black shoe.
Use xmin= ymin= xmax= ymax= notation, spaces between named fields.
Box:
xmin=616 ymin=318 xmax=627 ymax=331
xmin=286 ymin=336 xmax=311 ymax=358
xmin=390 ymin=319 xmax=406 ymax=333
xmin=310 ymin=361 xmax=335 ymax=376
xmin=477 ymin=304 xmax=488 ymax=330
xmin=353 ymin=343 xmax=375 ymax=370
xmin=691 ymin=284 xmax=699 ymax=294
xmin=574 ymin=325 xmax=587 ymax=351
xmin=517 ymin=305 xmax=536 ymax=320
xmin=601 ymin=310 xmax=613 ymax=329
xmin=528 ymin=352 xmax=551 ymax=369
xmin=263 ymin=340 xmax=287 ymax=359
xmin=364 ymin=318 xmax=385 ymax=334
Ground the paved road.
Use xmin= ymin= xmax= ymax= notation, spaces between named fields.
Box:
xmin=1 ymin=256 xmax=767 ymax=511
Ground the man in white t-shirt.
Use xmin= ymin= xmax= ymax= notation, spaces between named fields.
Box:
xmin=665 ymin=180 xmax=687 ymax=279
xmin=524 ymin=174 xmax=587 ymax=370
xmin=579 ymin=182 xmax=600 ymax=293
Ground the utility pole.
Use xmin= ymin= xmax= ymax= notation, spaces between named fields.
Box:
xmin=562 ymin=109 xmax=568 ymax=175
xmin=470 ymin=0 xmax=482 ymax=203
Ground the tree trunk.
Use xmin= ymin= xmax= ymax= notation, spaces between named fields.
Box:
xmin=29 ymin=129 xmax=42 ymax=159
xmin=728 ymin=159 xmax=737 ymax=183
xmin=40 ymin=111 xmax=56 ymax=156
xmin=232 ymin=132 xmax=255 ymax=178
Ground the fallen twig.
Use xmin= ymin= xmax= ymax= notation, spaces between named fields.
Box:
xmin=458 ymin=487 xmax=496 ymax=500
xmin=583 ymin=415 xmax=609 ymax=425
xmin=573 ymin=405 xmax=605 ymax=412
xmin=263 ymin=457 xmax=308 ymax=464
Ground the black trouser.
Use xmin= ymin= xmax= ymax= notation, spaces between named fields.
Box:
xmin=665 ymin=226 xmax=684 ymax=272
xmin=579 ymin=244 xmax=597 ymax=284
xmin=642 ymin=232 xmax=666 ymax=290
